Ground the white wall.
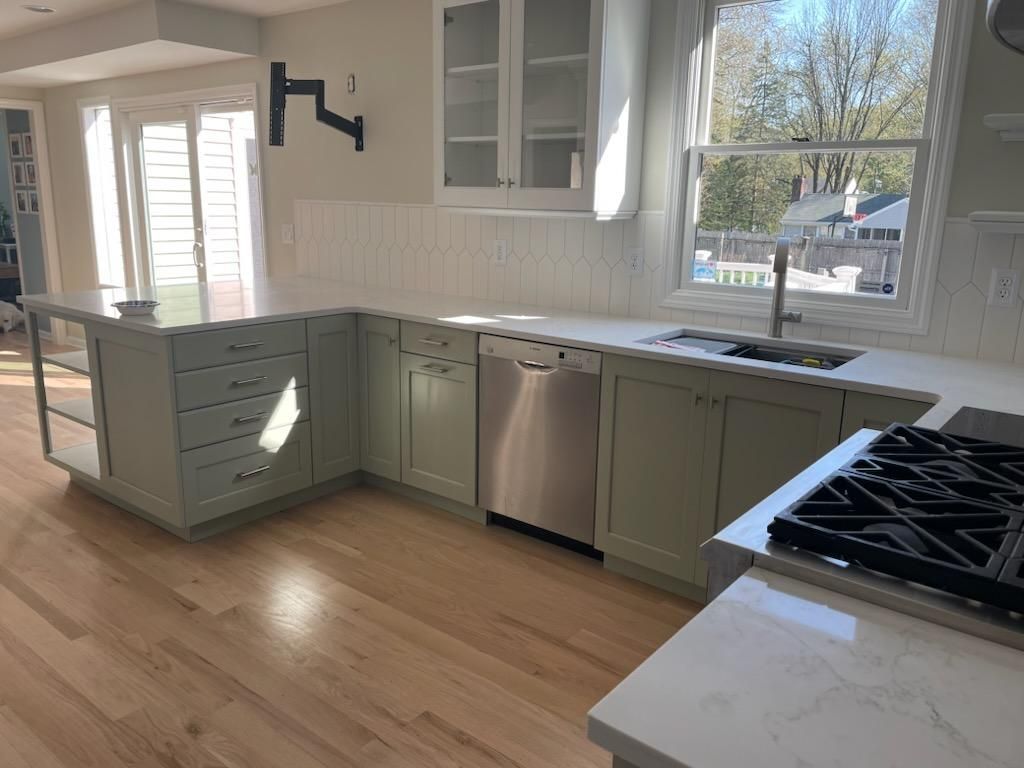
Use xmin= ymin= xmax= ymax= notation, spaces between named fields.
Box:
xmin=36 ymin=0 xmax=1024 ymax=364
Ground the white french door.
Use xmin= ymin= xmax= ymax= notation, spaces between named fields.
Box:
xmin=122 ymin=93 xmax=264 ymax=288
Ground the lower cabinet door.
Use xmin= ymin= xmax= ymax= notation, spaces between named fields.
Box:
xmin=181 ymin=423 xmax=313 ymax=526
xmin=840 ymin=391 xmax=931 ymax=440
xmin=307 ymin=315 xmax=360 ymax=483
xmin=594 ymin=355 xmax=709 ymax=581
xmin=697 ymin=371 xmax=844 ymax=580
xmin=400 ymin=352 xmax=477 ymax=505
xmin=358 ymin=315 xmax=402 ymax=481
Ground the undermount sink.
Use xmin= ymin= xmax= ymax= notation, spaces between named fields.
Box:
xmin=725 ymin=344 xmax=856 ymax=370
xmin=638 ymin=330 xmax=860 ymax=371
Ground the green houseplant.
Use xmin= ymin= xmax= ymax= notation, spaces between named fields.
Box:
xmin=0 ymin=201 xmax=12 ymax=242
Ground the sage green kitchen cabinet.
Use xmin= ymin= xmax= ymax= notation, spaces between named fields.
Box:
xmin=400 ymin=351 xmax=477 ymax=505
xmin=358 ymin=315 xmax=402 ymax=481
xmin=696 ymin=372 xmax=844 ymax=579
xmin=307 ymin=315 xmax=360 ymax=483
xmin=840 ymin=391 xmax=931 ymax=440
xmin=595 ymin=355 xmax=710 ymax=582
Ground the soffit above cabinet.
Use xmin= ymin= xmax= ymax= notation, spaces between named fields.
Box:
xmin=0 ymin=0 xmax=272 ymax=87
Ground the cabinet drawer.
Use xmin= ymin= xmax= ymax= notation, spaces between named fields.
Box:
xmin=400 ymin=321 xmax=477 ymax=364
xmin=175 ymin=353 xmax=308 ymax=411
xmin=172 ymin=320 xmax=306 ymax=372
xmin=178 ymin=388 xmax=310 ymax=451
xmin=181 ymin=422 xmax=312 ymax=526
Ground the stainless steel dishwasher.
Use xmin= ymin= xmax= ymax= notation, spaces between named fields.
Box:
xmin=478 ymin=335 xmax=602 ymax=545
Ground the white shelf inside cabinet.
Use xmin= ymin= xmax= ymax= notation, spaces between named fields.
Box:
xmin=983 ymin=114 xmax=1024 ymax=141
xmin=48 ymin=442 xmax=100 ymax=480
xmin=47 ymin=397 xmax=96 ymax=429
xmin=42 ymin=350 xmax=90 ymax=376
xmin=446 ymin=135 xmax=499 ymax=144
xmin=968 ymin=211 xmax=1024 ymax=234
xmin=525 ymin=53 xmax=589 ymax=71
xmin=525 ymin=132 xmax=585 ymax=141
xmin=446 ymin=63 xmax=499 ymax=80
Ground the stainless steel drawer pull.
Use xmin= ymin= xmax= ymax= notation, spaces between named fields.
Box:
xmin=232 ymin=376 xmax=268 ymax=386
xmin=233 ymin=411 xmax=268 ymax=424
xmin=421 ymin=363 xmax=451 ymax=374
xmin=418 ymin=337 xmax=449 ymax=347
xmin=236 ymin=465 xmax=271 ymax=480
xmin=229 ymin=341 xmax=265 ymax=350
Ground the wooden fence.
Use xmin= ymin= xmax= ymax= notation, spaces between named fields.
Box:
xmin=695 ymin=230 xmax=902 ymax=292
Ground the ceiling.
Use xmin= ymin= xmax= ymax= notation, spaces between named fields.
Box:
xmin=0 ymin=0 xmax=348 ymax=40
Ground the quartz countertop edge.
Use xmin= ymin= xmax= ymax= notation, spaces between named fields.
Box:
xmin=587 ymin=567 xmax=1024 ymax=768
xmin=20 ymin=276 xmax=1024 ymax=430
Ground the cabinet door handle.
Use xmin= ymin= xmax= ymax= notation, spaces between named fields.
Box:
xmin=421 ymin=363 xmax=451 ymax=374
xmin=388 ymin=336 xmax=397 ymax=345
xmin=497 ymin=178 xmax=506 ymax=187
xmin=234 ymin=411 xmax=268 ymax=424
xmin=694 ymin=392 xmax=704 ymax=406
xmin=236 ymin=465 xmax=271 ymax=480
xmin=711 ymin=397 xmax=721 ymax=408
xmin=508 ymin=178 xmax=517 ymax=187
xmin=232 ymin=376 xmax=268 ymax=386
xmin=418 ymin=337 xmax=449 ymax=347
xmin=229 ymin=341 xmax=265 ymax=350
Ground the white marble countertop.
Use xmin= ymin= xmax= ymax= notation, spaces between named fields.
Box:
xmin=19 ymin=277 xmax=1024 ymax=430
xmin=588 ymin=567 xmax=1024 ymax=768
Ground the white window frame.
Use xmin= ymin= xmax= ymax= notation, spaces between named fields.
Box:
xmin=78 ymin=97 xmax=126 ymax=289
xmin=659 ymin=0 xmax=974 ymax=334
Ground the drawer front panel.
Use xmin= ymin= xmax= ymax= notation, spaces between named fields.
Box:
xmin=178 ymin=388 xmax=310 ymax=451
xmin=400 ymin=321 xmax=477 ymax=364
xmin=172 ymin=320 xmax=306 ymax=372
xmin=175 ymin=353 xmax=308 ymax=411
xmin=181 ymin=423 xmax=312 ymax=526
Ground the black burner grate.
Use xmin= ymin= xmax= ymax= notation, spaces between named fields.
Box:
xmin=768 ymin=424 xmax=1024 ymax=613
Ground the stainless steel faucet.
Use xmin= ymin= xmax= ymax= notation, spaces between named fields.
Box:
xmin=768 ymin=237 xmax=802 ymax=338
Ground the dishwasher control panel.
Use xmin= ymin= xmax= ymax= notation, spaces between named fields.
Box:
xmin=479 ymin=335 xmax=602 ymax=375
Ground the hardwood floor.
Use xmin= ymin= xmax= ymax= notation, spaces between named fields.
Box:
xmin=0 ymin=330 xmax=699 ymax=768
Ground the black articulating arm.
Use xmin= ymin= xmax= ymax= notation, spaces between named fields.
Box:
xmin=269 ymin=62 xmax=364 ymax=151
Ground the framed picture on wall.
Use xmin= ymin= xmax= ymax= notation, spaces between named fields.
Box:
xmin=21 ymin=133 xmax=33 ymax=157
xmin=25 ymin=162 xmax=36 ymax=186
xmin=8 ymin=134 xmax=22 ymax=158
xmin=28 ymin=191 xmax=39 ymax=215
xmin=15 ymin=191 xmax=28 ymax=214
xmin=12 ymin=162 xmax=25 ymax=186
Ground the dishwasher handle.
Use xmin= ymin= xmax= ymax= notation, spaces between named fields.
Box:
xmin=516 ymin=360 xmax=557 ymax=373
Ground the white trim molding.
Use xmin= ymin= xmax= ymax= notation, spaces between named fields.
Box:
xmin=657 ymin=0 xmax=975 ymax=335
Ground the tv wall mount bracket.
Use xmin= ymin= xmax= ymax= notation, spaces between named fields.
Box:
xmin=269 ymin=62 xmax=364 ymax=151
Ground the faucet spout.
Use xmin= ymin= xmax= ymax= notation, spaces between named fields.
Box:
xmin=768 ymin=237 xmax=802 ymax=338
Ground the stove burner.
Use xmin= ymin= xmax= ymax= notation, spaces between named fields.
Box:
xmin=768 ymin=424 xmax=1024 ymax=613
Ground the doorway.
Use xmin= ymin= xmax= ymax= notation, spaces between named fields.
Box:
xmin=116 ymin=88 xmax=266 ymax=289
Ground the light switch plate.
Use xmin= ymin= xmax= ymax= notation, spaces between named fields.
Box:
xmin=988 ymin=268 xmax=1020 ymax=307
xmin=493 ymin=239 xmax=508 ymax=266
xmin=281 ymin=223 xmax=295 ymax=245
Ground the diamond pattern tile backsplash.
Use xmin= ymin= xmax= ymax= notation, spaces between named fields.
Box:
xmin=294 ymin=201 xmax=1024 ymax=365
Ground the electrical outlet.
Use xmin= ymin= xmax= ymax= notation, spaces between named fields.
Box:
xmin=493 ymin=239 xmax=508 ymax=266
xmin=281 ymin=223 xmax=295 ymax=244
xmin=626 ymin=247 xmax=644 ymax=275
xmin=988 ymin=268 xmax=1020 ymax=307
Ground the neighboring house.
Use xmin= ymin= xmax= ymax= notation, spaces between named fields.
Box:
xmin=780 ymin=193 xmax=908 ymax=240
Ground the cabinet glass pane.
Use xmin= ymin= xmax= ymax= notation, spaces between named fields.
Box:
xmin=443 ymin=0 xmax=501 ymax=188
xmin=519 ymin=0 xmax=590 ymax=190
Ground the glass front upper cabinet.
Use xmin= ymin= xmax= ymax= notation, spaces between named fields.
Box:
xmin=439 ymin=0 xmax=509 ymax=205
xmin=511 ymin=0 xmax=592 ymax=196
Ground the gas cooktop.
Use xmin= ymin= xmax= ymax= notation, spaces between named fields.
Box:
xmin=768 ymin=424 xmax=1024 ymax=613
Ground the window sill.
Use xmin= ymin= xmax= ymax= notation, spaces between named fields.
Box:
xmin=661 ymin=284 xmax=929 ymax=335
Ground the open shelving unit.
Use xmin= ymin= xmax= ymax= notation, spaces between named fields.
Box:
xmin=27 ymin=314 xmax=101 ymax=482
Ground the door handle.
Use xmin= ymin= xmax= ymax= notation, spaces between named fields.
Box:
xmin=233 ymin=411 xmax=268 ymax=424
xmin=421 ymin=363 xmax=451 ymax=374
xmin=231 ymin=376 xmax=268 ymax=386
xmin=418 ymin=337 xmax=449 ymax=347
xmin=236 ymin=465 xmax=271 ymax=480
xmin=516 ymin=360 xmax=555 ymax=373
xmin=192 ymin=241 xmax=204 ymax=269
xmin=230 ymin=341 xmax=265 ymax=350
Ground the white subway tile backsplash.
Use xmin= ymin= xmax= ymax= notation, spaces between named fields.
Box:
xmin=294 ymin=203 xmax=1024 ymax=365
